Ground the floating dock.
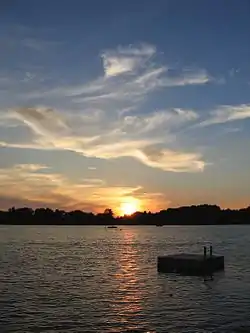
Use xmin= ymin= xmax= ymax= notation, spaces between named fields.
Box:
xmin=157 ymin=246 xmax=224 ymax=275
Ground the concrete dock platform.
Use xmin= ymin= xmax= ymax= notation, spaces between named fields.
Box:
xmin=157 ymin=247 xmax=224 ymax=275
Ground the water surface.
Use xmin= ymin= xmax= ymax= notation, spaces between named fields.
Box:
xmin=1 ymin=225 xmax=250 ymax=332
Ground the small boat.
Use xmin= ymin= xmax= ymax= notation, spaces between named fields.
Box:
xmin=107 ymin=225 xmax=117 ymax=229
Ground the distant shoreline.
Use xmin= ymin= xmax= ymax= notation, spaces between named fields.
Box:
xmin=0 ymin=222 xmax=249 ymax=226
xmin=1 ymin=204 xmax=250 ymax=225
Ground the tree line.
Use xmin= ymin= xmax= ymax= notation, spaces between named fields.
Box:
xmin=0 ymin=204 xmax=250 ymax=225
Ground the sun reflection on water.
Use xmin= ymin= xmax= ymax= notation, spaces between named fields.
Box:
xmin=108 ymin=229 xmax=156 ymax=332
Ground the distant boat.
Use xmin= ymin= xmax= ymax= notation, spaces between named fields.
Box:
xmin=156 ymin=223 xmax=163 ymax=227
xmin=107 ymin=225 xmax=117 ymax=229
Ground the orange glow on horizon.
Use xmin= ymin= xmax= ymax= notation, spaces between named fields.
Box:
xmin=119 ymin=197 xmax=140 ymax=216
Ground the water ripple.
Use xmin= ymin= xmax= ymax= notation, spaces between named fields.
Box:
xmin=1 ymin=225 xmax=250 ymax=332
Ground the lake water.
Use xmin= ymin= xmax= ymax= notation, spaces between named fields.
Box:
xmin=0 ymin=225 xmax=250 ymax=333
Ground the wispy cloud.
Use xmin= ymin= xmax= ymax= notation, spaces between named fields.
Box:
xmin=22 ymin=72 xmax=36 ymax=82
xmin=15 ymin=164 xmax=49 ymax=172
xmin=122 ymin=108 xmax=198 ymax=135
xmin=2 ymin=106 xmax=205 ymax=172
xmin=101 ymin=43 xmax=156 ymax=77
xmin=13 ymin=107 xmax=68 ymax=137
xmin=161 ymin=68 xmax=211 ymax=87
xmin=199 ymin=104 xmax=250 ymax=126
xmin=0 ymin=43 xmax=213 ymax=172
xmin=25 ymin=43 xmax=213 ymax=104
xmin=0 ymin=164 xmax=166 ymax=212
xmin=88 ymin=166 xmax=97 ymax=170
xmin=114 ymin=44 xmax=156 ymax=57
xmin=137 ymin=146 xmax=204 ymax=172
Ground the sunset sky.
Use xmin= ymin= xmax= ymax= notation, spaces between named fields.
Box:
xmin=1 ymin=0 xmax=250 ymax=214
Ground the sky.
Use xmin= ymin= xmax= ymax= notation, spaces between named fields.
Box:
xmin=1 ymin=0 xmax=250 ymax=214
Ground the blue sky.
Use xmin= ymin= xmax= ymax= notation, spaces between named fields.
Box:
xmin=1 ymin=0 xmax=250 ymax=213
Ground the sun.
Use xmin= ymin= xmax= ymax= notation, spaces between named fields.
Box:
xmin=120 ymin=199 xmax=139 ymax=216
xmin=120 ymin=202 xmax=137 ymax=216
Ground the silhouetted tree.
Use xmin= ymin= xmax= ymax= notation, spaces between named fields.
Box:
xmin=104 ymin=208 xmax=114 ymax=217
xmin=0 ymin=204 xmax=250 ymax=225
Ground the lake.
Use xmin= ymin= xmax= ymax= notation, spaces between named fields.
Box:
xmin=0 ymin=225 xmax=250 ymax=332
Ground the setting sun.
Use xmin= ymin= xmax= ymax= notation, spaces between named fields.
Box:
xmin=120 ymin=199 xmax=140 ymax=216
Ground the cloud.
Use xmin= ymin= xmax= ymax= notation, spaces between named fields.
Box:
xmin=122 ymin=108 xmax=198 ymax=134
xmin=199 ymin=104 xmax=250 ymax=126
xmin=162 ymin=68 xmax=211 ymax=86
xmin=101 ymin=43 xmax=156 ymax=77
xmin=1 ymin=43 xmax=212 ymax=173
xmin=14 ymin=164 xmax=49 ymax=171
xmin=102 ymin=56 xmax=139 ymax=77
xmin=14 ymin=107 xmax=68 ymax=136
xmin=42 ymin=66 xmax=168 ymax=105
xmin=24 ymin=43 xmax=213 ymax=104
xmin=70 ymin=67 xmax=211 ymax=106
xmin=0 ymin=164 xmax=166 ymax=212
xmin=55 ymin=67 xmax=208 ymax=106
xmin=22 ymin=72 xmax=36 ymax=82
xmin=137 ymin=146 xmax=204 ymax=172
xmin=2 ymin=105 xmax=205 ymax=173
xmin=115 ymin=44 xmax=156 ymax=57
xmin=88 ymin=166 xmax=97 ymax=170
xmin=78 ymin=178 xmax=105 ymax=187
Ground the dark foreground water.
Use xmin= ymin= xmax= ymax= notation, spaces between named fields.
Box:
xmin=0 ymin=225 xmax=250 ymax=333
